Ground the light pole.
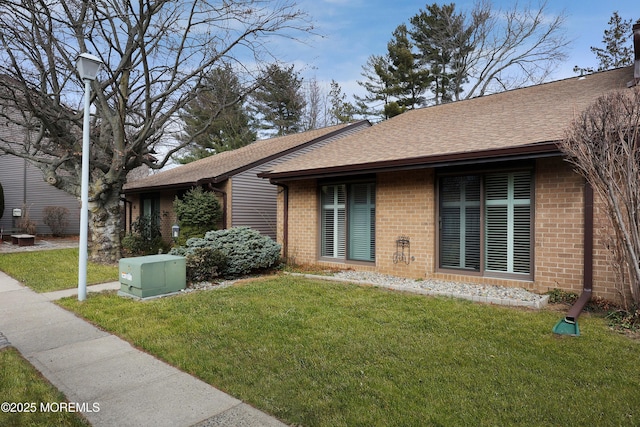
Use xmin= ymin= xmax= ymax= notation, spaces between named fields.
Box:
xmin=76 ymin=53 xmax=103 ymax=301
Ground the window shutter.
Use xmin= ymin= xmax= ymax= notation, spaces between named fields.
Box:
xmin=348 ymin=183 xmax=375 ymax=261
xmin=485 ymin=172 xmax=531 ymax=274
xmin=439 ymin=176 xmax=480 ymax=270
xmin=321 ymin=185 xmax=345 ymax=258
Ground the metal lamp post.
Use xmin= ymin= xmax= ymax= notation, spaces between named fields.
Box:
xmin=76 ymin=53 xmax=103 ymax=301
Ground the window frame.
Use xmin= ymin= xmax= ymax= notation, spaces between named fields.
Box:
xmin=436 ymin=166 xmax=535 ymax=281
xmin=318 ymin=177 xmax=376 ymax=264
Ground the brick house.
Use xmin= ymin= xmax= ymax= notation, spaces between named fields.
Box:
xmin=122 ymin=121 xmax=371 ymax=241
xmin=259 ymin=66 xmax=640 ymax=303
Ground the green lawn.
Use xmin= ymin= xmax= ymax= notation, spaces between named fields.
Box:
xmin=58 ymin=275 xmax=640 ymax=427
xmin=0 ymin=347 xmax=90 ymax=427
xmin=0 ymin=248 xmax=118 ymax=292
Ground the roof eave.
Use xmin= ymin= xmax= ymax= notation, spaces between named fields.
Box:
xmin=259 ymin=141 xmax=562 ymax=182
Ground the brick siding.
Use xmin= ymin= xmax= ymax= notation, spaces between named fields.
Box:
xmin=277 ymin=157 xmax=621 ymax=303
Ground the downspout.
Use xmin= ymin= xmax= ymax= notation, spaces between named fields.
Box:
xmin=553 ymin=182 xmax=593 ymax=335
xmin=207 ymin=183 xmax=227 ymax=229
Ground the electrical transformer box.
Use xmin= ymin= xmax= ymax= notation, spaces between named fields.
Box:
xmin=119 ymin=254 xmax=186 ymax=298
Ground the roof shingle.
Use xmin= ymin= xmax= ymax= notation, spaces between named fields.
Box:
xmin=123 ymin=122 xmax=359 ymax=192
xmin=262 ymin=67 xmax=635 ymax=179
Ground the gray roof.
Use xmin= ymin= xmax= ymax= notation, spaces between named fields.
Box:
xmin=261 ymin=67 xmax=635 ymax=180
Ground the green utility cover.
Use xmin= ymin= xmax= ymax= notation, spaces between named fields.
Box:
xmin=119 ymin=254 xmax=186 ymax=298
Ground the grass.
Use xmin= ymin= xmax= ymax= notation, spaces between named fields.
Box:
xmin=57 ymin=275 xmax=640 ymax=427
xmin=0 ymin=248 xmax=118 ymax=292
xmin=0 ymin=347 xmax=90 ymax=427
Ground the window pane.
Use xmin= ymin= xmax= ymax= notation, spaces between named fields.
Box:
xmin=321 ymin=185 xmax=345 ymax=258
xmin=439 ymin=176 xmax=480 ymax=270
xmin=484 ymin=172 xmax=531 ymax=275
xmin=348 ymin=183 xmax=375 ymax=261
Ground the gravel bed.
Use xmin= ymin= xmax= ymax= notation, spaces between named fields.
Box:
xmin=183 ymin=271 xmax=549 ymax=309
xmin=321 ymin=271 xmax=548 ymax=309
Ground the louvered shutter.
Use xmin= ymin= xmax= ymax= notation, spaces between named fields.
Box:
xmin=439 ymin=176 xmax=480 ymax=270
xmin=348 ymin=183 xmax=375 ymax=261
xmin=321 ymin=185 xmax=346 ymax=258
xmin=484 ymin=172 xmax=531 ymax=274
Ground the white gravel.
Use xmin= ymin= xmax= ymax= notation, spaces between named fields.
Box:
xmin=299 ymin=270 xmax=549 ymax=309
xmin=184 ymin=270 xmax=549 ymax=309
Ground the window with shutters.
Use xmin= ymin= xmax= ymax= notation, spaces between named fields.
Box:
xmin=438 ymin=171 xmax=532 ymax=278
xmin=321 ymin=183 xmax=375 ymax=262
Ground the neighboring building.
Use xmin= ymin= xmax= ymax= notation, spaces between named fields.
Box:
xmin=259 ymin=65 xmax=640 ymax=303
xmin=0 ymin=77 xmax=81 ymax=237
xmin=122 ymin=121 xmax=371 ymax=241
xmin=0 ymin=154 xmax=80 ymax=236
xmin=0 ymin=160 xmax=80 ymax=235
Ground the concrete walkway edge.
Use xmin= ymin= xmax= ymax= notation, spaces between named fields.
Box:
xmin=0 ymin=272 xmax=286 ymax=427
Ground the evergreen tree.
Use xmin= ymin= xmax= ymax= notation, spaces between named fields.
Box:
xmin=251 ymin=64 xmax=306 ymax=137
xmin=328 ymin=80 xmax=357 ymax=124
xmin=409 ymin=3 xmax=474 ymax=104
xmin=590 ymin=12 xmax=639 ymax=71
xmin=386 ymin=24 xmax=431 ymax=110
xmin=357 ymin=1 xmax=565 ymax=118
xmin=176 ymin=65 xmax=256 ymax=164
xmin=355 ymin=54 xmax=396 ymax=120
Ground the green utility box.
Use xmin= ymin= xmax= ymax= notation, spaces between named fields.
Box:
xmin=119 ymin=254 xmax=186 ymax=298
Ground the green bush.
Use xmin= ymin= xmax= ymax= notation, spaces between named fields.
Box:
xmin=121 ymin=213 xmax=168 ymax=256
xmin=184 ymin=247 xmax=228 ymax=283
xmin=174 ymin=187 xmax=222 ymax=242
xmin=171 ymin=226 xmax=281 ymax=277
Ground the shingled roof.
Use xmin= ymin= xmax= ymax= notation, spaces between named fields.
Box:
xmin=260 ymin=66 xmax=636 ymax=180
xmin=123 ymin=121 xmax=366 ymax=192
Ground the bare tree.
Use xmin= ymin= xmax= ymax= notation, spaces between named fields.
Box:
xmin=302 ymin=77 xmax=326 ymax=130
xmin=462 ymin=0 xmax=570 ymax=98
xmin=357 ymin=0 xmax=569 ymax=118
xmin=561 ymin=88 xmax=640 ymax=309
xmin=0 ymin=0 xmax=310 ymax=262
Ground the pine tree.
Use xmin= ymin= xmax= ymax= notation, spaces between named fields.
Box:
xmin=355 ymin=54 xmax=396 ymax=120
xmin=176 ymin=65 xmax=256 ymax=164
xmin=590 ymin=12 xmax=639 ymax=71
xmin=386 ymin=24 xmax=431 ymax=110
xmin=251 ymin=64 xmax=306 ymax=137
xmin=328 ymin=80 xmax=357 ymax=125
xmin=409 ymin=3 xmax=473 ymax=104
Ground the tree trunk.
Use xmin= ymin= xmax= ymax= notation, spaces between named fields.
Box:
xmin=87 ymin=183 xmax=123 ymax=264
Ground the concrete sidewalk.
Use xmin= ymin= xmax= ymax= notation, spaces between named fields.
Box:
xmin=0 ymin=272 xmax=286 ymax=427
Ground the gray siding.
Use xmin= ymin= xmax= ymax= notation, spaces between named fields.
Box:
xmin=231 ymin=122 xmax=371 ymax=239
xmin=0 ymin=155 xmax=80 ymax=235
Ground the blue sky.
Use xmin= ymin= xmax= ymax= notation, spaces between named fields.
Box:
xmin=275 ymin=0 xmax=639 ymax=100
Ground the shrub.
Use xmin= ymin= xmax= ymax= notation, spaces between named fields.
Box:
xmin=174 ymin=187 xmax=222 ymax=242
xmin=171 ymin=226 xmax=281 ymax=277
xmin=184 ymin=247 xmax=228 ymax=283
xmin=42 ymin=206 xmax=69 ymax=236
xmin=16 ymin=205 xmax=36 ymax=235
xmin=121 ymin=213 xmax=168 ymax=256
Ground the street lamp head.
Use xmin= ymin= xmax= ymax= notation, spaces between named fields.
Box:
xmin=76 ymin=53 xmax=103 ymax=81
